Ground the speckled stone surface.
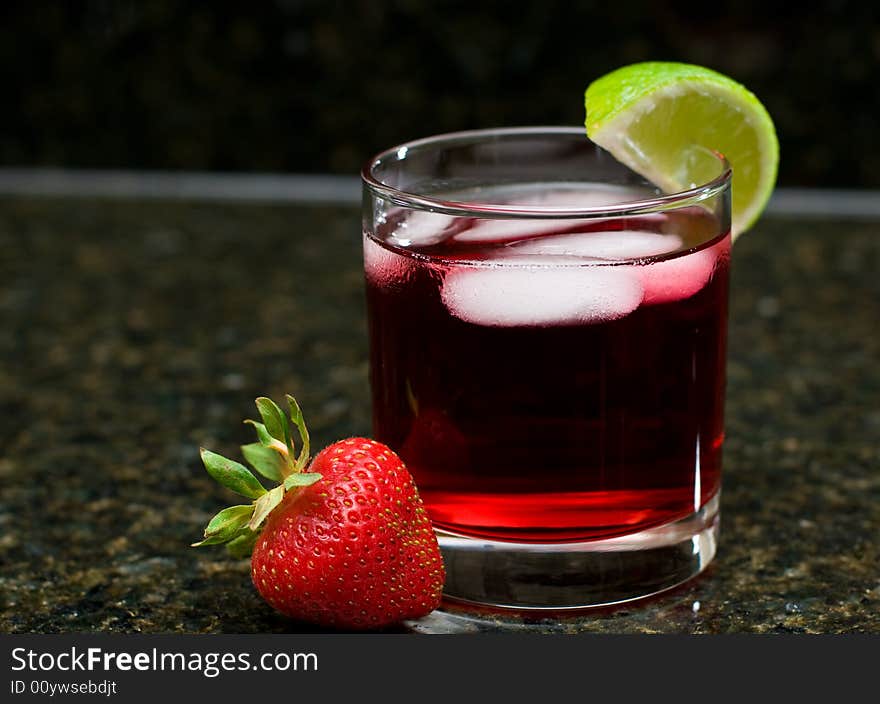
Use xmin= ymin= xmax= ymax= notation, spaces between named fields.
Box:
xmin=0 ymin=199 xmax=877 ymax=633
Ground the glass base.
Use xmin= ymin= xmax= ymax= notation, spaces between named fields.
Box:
xmin=436 ymin=493 xmax=719 ymax=611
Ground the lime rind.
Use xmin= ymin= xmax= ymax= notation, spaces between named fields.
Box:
xmin=585 ymin=61 xmax=779 ymax=238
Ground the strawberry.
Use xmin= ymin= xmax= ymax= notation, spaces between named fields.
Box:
xmin=192 ymin=394 xmax=445 ymax=630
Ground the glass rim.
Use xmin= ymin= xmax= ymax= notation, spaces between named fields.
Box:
xmin=361 ymin=126 xmax=731 ymax=219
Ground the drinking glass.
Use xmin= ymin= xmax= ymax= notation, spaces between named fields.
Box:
xmin=361 ymin=127 xmax=731 ymax=609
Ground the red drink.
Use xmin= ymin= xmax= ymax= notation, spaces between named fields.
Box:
xmin=365 ymin=184 xmax=729 ymax=544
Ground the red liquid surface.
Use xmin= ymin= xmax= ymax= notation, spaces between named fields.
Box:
xmin=365 ymin=200 xmax=729 ymax=543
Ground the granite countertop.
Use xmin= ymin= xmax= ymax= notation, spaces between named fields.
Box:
xmin=1 ymin=197 xmax=877 ymax=634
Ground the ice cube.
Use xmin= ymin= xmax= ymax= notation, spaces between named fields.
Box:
xmin=441 ymin=263 xmax=643 ymax=327
xmin=638 ymin=247 xmax=719 ymax=305
xmin=387 ymin=210 xmax=461 ymax=247
xmin=454 ymin=217 xmax=587 ymax=244
xmin=506 ymin=231 xmax=683 ymax=260
xmin=503 ymin=185 xmax=650 ymax=208
xmin=363 ymin=234 xmax=412 ymax=287
xmin=452 ymin=187 xmax=654 ymax=245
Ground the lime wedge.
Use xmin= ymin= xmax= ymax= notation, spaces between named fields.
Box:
xmin=585 ymin=62 xmax=779 ymax=238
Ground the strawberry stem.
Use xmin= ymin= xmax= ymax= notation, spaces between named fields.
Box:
xmin=193 ymin=393 xmax=323 ymax=559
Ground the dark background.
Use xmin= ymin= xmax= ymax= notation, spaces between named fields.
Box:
xmin=1 ymin=1 xmax=877 ymax=187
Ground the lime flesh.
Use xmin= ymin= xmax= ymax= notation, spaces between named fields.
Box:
xmin=585 ymin=62 xmax=779 ymax=238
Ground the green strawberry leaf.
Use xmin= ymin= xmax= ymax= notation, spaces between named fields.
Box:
xmin=255 ymin=397 xmax=285 ymax=442
xmin=286 ymin=394 xmax=311 ymax=469
xmin=256 ymin=397 xmax=295 ymax=459
xmin=249 ymin=484 xmax=285 ymax=531
xmin=192 ymin=505 xmax=253 ymax=547
xmin=241 ymin=442 xmax=284 ymax=482
xmin=200 ymin=448 xmax=267 ymax=499
xmin=225 ymin=529 xmax=259 ymax=558
xmin=283 ymin=472 xmax=323 ymax=490
xmin=244 ymin=420 xmax=276 ymax=448
xmin=193 ymin=393 xmax=319 ymax=559
xmin=204 ymin=504 xmax=254 ymax=538
xmin=191 ymin=532 xmax=237 ymax=548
